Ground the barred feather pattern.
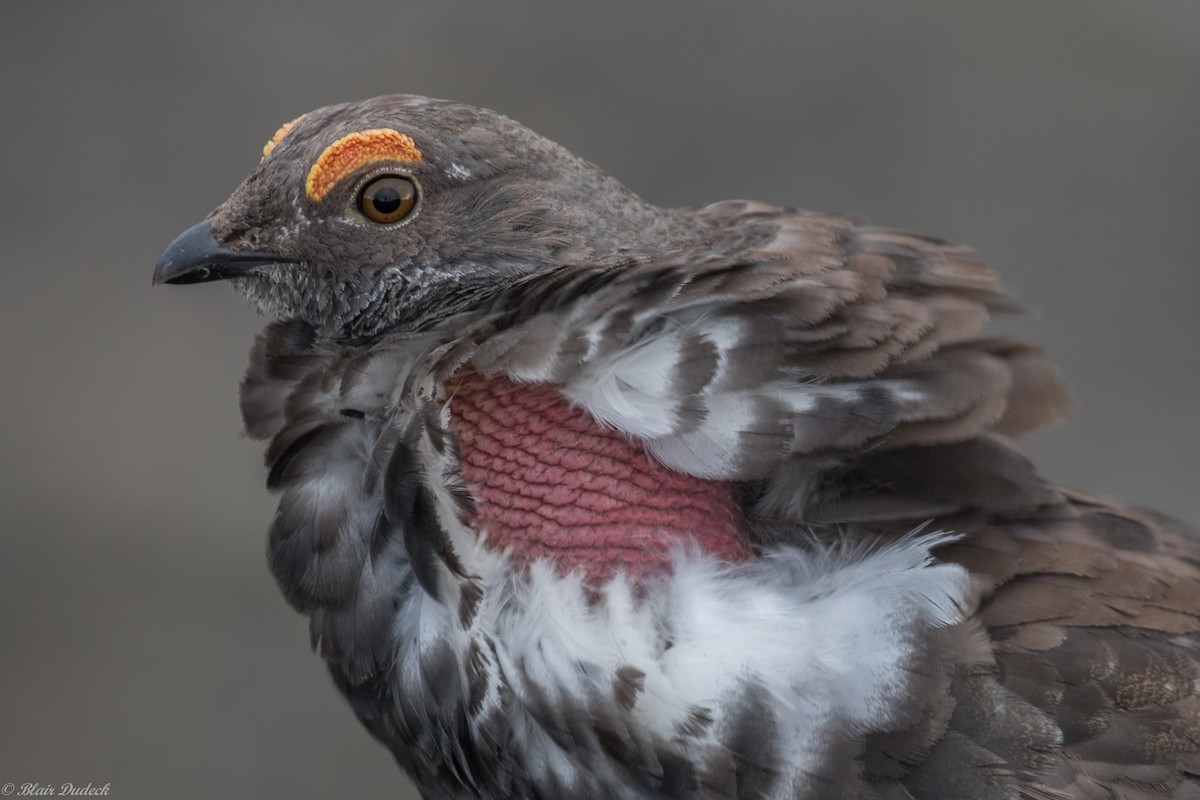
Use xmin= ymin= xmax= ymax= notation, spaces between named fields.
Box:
xmin=469 ymin=203 xmax=1068 ymax=483
xmin=238 ymin=202 xmax=1200 ymax=799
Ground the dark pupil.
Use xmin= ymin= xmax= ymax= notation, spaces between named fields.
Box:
xmin=371 ymin=187 xmax=403 ymax=214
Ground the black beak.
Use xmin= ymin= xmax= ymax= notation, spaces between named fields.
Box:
xmin=153 ymin=220 xmax=297 ymax=285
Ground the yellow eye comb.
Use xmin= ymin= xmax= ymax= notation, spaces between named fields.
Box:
xmin=261 ymin=114 xmax=306 ymax=160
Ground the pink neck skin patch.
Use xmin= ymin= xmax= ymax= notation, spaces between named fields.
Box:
xmin=447 ymin=372 xmax=749 ymax=583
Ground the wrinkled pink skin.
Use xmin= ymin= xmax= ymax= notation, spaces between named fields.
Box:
xmin=449 ymin=373 xmax=749 ymax=582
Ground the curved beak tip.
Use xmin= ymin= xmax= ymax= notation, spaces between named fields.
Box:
xmin=153 ymin=220 xmax=295 ymax=286
xmin=153 ymin=220 xmax=222 ymax=285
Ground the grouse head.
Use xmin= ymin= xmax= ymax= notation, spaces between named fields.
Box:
xmin=153 ymin=95 xmax=674 ymax=337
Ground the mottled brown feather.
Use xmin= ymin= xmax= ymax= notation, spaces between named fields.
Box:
xmin=862 ymin=493 xmax=1200 ymax=800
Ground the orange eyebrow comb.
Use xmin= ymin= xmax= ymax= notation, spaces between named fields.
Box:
xmin=305 ymin=129 xmax=423 ymax=201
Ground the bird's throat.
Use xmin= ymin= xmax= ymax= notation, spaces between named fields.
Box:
xmin=447 ymin=371 xmax=749 ymax=583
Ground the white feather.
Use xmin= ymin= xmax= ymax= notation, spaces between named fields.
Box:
xmin=563 ymin=328 xmax=691 ymax=438
xmin=433 ymin=529 xmax=970 ymax=792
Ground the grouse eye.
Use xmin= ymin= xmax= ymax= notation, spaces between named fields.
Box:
xmin=358 ymin=175 xmax=418 ymax=224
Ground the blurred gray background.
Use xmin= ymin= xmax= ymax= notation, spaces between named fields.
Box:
xmin=1 ymin=2 xmax=1197 ymax=797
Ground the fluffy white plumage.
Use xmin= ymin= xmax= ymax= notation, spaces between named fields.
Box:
xmin=411 ymin=528 xmax=971 ymax=795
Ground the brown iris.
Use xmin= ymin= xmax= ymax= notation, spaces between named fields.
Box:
xmin=357 ymin=175 xmax=418 ymax=224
